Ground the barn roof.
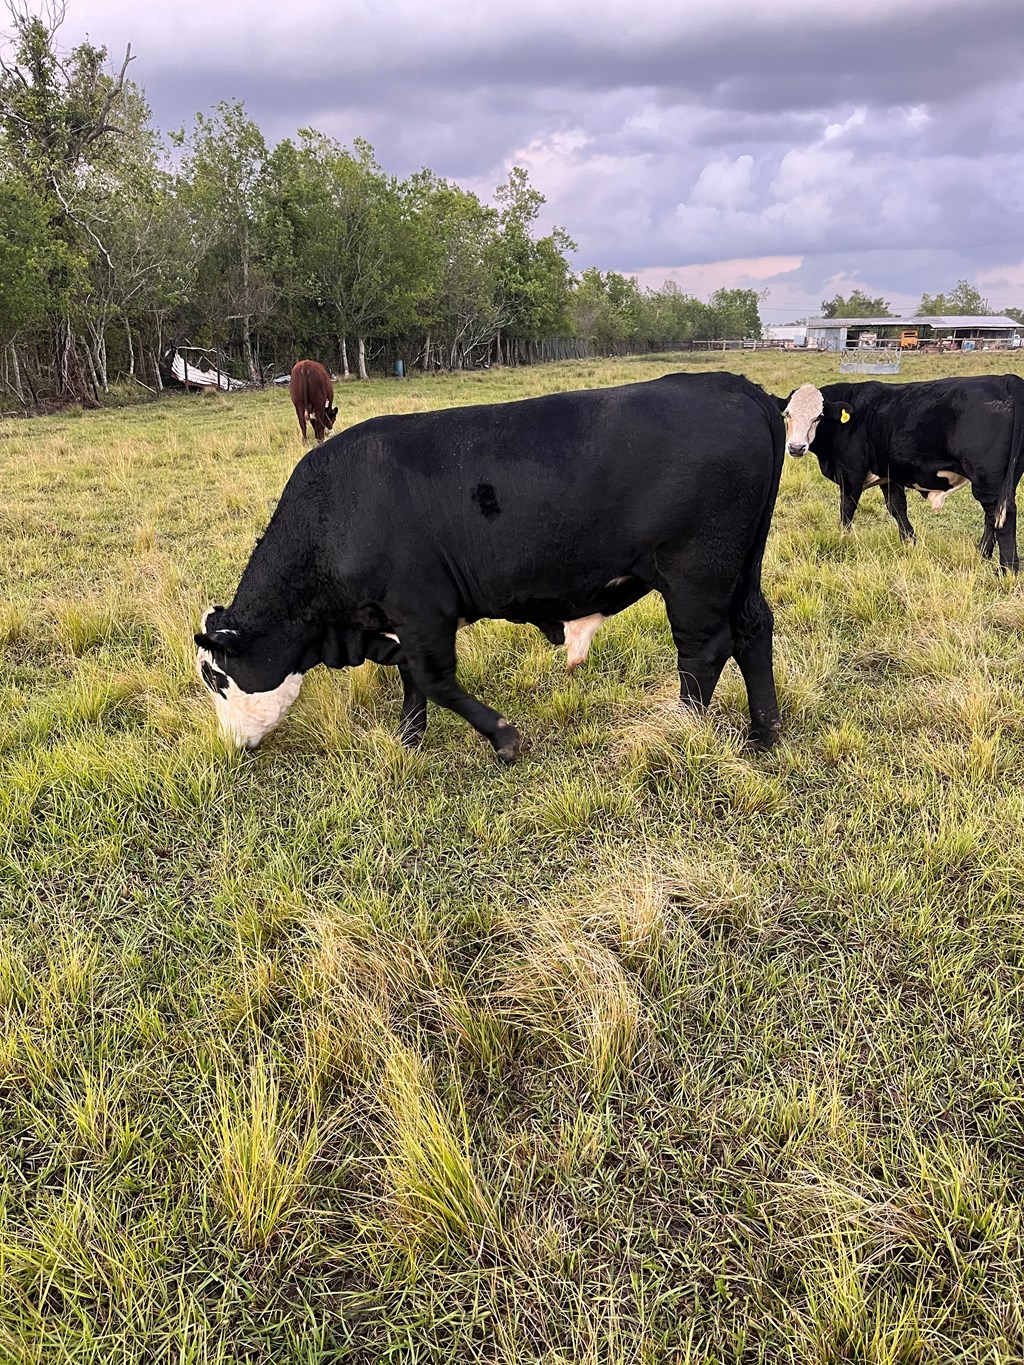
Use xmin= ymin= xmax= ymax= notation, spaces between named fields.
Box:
xmin=806 ymin=314 xmax=1021 ymax=330
xmin=912 ymin=315 xmax=1020 ymax=329
xmin=806 ymin=317 xmax=897 ymax=327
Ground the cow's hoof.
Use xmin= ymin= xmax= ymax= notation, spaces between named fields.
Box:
xmin=492 ymin=721 xmax=521 ymax=765
xmin=397 ymin=721 xmax=426 ymax=748
xmin=746 ymin=724 xmax=781 ymax=753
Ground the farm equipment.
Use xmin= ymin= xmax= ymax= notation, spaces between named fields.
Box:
xmin=899 ymin=329 xmax=919 ymax=350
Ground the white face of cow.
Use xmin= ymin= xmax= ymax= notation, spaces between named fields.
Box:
xmin=195 ymin=606 xmax=303 ymax=749
xmin=782 ymin=383 xmax=825 ymax=457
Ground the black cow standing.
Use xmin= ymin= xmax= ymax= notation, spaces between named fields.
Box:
xmin=780 ymin=377 xmax=1024 ymax=571
xmin=196 ymin=372 xmax=786 ymax=761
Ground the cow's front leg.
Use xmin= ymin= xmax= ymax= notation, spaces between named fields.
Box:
xmin=881 ymin=482 xmax=916 ymax=543
xmin=396 ymin=665 xmax=427 ymax=747
xmin=400 ymin=621 xmax=521 ymax=763
xmin=839 ymin=477 xmax=863 ymax=532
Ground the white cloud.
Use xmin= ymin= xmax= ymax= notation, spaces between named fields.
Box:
xmin=690 ymin=155 xmax=755 ymax=210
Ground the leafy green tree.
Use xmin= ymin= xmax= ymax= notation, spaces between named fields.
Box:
xmin=74 ymin=85 xmax=167 ymax=388
xmin=174 ymin=102 xmax=277 ymax=382
xmin=820 ymin=289 xmax=891 ymax=318
xmin=0 ymin=173 xmax=64 ymax=399
xmin=418 ymin=180 xmax=504 ymax=369
xmin=918 ymin=280 xmax=990 ymax=316
xmin=706 ymin=288 xmax=763 ymax=339
xmin=274 ymin=133 xmax=422 ymax=378
xmin=494 ymin=167 xmax=575 ymax=361
xmin=0 ymin=1 xmax=137 ymax=396
xmin=0 ymin=4 xmax=134 ymax=189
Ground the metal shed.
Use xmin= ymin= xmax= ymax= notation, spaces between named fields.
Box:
xmin=805 ymin=314 xmax=1022 ymax=352
xmin=912 ymin=316 xmax=1022 ymax=349
xmin=804 ymin=317 xmax=902 ymax=351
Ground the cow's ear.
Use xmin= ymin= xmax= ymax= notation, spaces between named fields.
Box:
xmin=194 ymin=626 xmax=244 ymax=656
xmin=774 ymin=392 xmax=791 ymax=411
xmin=826 ymin=399 xmax=852 ymax=424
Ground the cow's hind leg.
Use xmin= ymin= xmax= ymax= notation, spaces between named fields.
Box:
xmin=979 ymin=511 xmax=996 ymax=560
xmin=972 ymin=480 xmax=1019 ymax=572
xmin=399 ymin=620 xmax=520 ymax=763
xmin=730 ymin=594 xmax=781 ymax=750
xmin=657 ymin=581 xmax=733 ymax=715
xmin=881 ymin=482 xmax=916 ymax=543
xmin=996 ymin=498 xmax=1019 ymax=573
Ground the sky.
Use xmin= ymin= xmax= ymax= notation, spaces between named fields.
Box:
xmin=52 ymin=0 xmax=1024 ymax=321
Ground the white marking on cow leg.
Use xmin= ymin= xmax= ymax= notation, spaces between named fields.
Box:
xmin=563 ymin=614 xmax=605 ymax=671
xmin=606 ymin=575 xmax=631 ymax=586
xmin=996 ymin=501 xmax=1009 ymax=529
xmin=383 ymin=632 xmax=400 ymax=642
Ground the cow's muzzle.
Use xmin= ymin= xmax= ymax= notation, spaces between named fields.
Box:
xmin=787 ymin=442 xmax=807 ymax=457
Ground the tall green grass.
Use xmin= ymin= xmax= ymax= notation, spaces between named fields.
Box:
xmin=2 ymin=350 xmax=1024 ymax=1361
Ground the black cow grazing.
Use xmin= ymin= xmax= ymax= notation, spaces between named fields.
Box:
xmin=780 ymin=377 xmax=1024 ymax=571
xmin=195 ymin=372 xmax=786 ymax=761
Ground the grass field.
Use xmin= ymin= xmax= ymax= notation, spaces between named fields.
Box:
xmin=4 ymin=349 xmax=1024 ymax=1363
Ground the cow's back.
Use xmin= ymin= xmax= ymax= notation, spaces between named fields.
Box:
xmin=293 ymin=372 xmax=782 ymax=609
xmin=821 ymin=374 xmax=1021 ymax=479
xmin=290 ymin=359 xmax=331 ymax=407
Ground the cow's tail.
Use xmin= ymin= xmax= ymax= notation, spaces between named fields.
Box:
xmin=731 ymin=395 xmax=786 ymax=649
xmin=994 ymin=375 xmax=1024 ymax=532
xmin=299 ymin=362 xmax=310 ymax=420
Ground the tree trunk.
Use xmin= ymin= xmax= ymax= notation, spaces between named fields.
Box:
xmin=125 ymin=319 xmax=135 ymax=377
xmin=91 ymin=326 xmax=109 ymax=392
xmin=341 ymin=337 xmax=350 ymax=379
xmin=59 ymin=317 xmax=73 ymax=397
xmin=8 ymin=344 xmax=24 ymax=405
xmin=422 ymin=331 xmax=431 ymax=372
xmin=242 ymin=318 xmax=258 ymax=385
xmin=82 ymin=338 xmax=101 ymax=401
xmin=149 ymin=350 xmax=163 ymax=391
xmin=357 ymin=336 xmax=368 ymax=381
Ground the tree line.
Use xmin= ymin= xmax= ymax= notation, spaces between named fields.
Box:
xmin=0 ymin=5 xmax=767 ymax=407
xmin=820 ymin=282 xmax=1023 ymax=322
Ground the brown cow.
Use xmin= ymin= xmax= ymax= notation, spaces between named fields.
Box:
xmin=289 ymin=360 xmax=338 ymax=443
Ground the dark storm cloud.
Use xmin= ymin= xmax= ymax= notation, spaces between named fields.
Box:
xmin=55 ymin=0 xmax=1024 ymax=314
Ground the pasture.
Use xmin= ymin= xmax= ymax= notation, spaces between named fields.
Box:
xmin=4 ymin=349 xmax=1024 ymax=1363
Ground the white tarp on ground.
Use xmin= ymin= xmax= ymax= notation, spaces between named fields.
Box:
xmin=170 ymin=351 xmax=247 ymax=391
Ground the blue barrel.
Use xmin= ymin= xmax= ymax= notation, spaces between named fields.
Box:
xmin=393 ymin=359 xmax=405 ymax=378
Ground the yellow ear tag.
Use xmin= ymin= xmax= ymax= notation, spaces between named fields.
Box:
xmin=840 ymin=408 xmax=851 ymax=424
